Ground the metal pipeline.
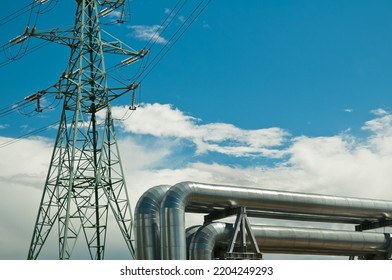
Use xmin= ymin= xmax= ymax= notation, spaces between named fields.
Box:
xmin=134 ymin=185 xmax=170 ymax=260
xmin=186 ymin=225 xmax=201 ymax=260
xmin=160 ymin=181 xmax=392 ymax=259
xmin=189 ymin=223 xmax=392 ymax=259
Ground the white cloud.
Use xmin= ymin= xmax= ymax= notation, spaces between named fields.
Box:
xmin=115 ymin=104 xmax=392 ymax=201
xmin=0 ymin=137 xmax=53 ymax=259
xmin=361 ymin=110 xmax=392 ymax=155
xmin=127 ymin=25 xmax=167 ymax=44
xmin=108 ymin=10 xmax=122 ymax=19
xmin=371 ymin=108 xmax=389 ymax=116
xmin=286 ymin=135 xmax=392 ymax=199
xmin=2 ymin=104 xmax=392 ymax=259
xmin=0 ymin=136 xmax=51 ymax=180
xmin=113 ymin=104 xmax=392 ymax=200
xmin=112 ymin=103 xmax=289 ymax=157
xmin=362 ymin=112 xmax=392 ymax=136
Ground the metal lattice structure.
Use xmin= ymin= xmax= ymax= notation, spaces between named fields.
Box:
xmin=27 ymin=0 xmax=146 ymax=260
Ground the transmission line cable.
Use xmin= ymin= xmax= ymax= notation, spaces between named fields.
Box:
xmin=0 ymin=81 xmax=62 ymax=118
xmin=143 ymin=0 xmax=188 ymax=51
xmin=107 ymin=0 xmax=208 ymax=85
xmin=0 ymin=101 xmax=30 ymax=118
xmin=0 ymin=0 xmax=58 ymax=28
xmin=0 ymin=0 xmax=211 ymax=150
xmin=0 ymin=121 xmax=58 ymax=149
xmin=0 ymin=1 xmax=61 ymax=68
xmin=0 ymin=40 xmax=52 ymax=69
xmin=137 ymin=0 xmax=211 ymax=83
xmin=0 ymin=2 xmax=36 ymax=27
xmin=130 ymin=0 xmax=188 ymax=81
xmin=105 ymin=0 xmax=187 ymax=79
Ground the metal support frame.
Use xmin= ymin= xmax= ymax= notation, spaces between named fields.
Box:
xmin=204 ymin=207 xmax=262 ymax=260
xmin=387 ymin=239 xmax=392 ymax=260
xmin=349 ymin=218 xmax=392 ymax=260
xmin=204 ymin=207 xmax=240 ymax=223
xmin=355 ymin=218 xmax=392 ymax=232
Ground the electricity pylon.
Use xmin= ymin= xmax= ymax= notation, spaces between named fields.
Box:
xmin=25 ymin=0 xmax=147 ymax=260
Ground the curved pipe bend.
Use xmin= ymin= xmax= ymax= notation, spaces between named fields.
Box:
xmin=134 ymin=185 xmax=170 ymax=260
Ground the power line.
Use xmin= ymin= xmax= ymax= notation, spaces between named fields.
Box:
xmin=0 ymin=0 xmax=212 ymax=151
xmin=143 ymin=0 xmax=188 ymax=51
xmin=0 ymin=0 xmax=59 ymax=27
xmin=0 ymin=100 xmax=31 ymax=118
xmin=0 ymin=2 xmax=36 ymax=27
xmin=0 ymin=39 xmax=52 ymax=69
xmin=0 ymin=121 xmax=58 ymax=149
xmin=108 ymin=0 xmax=211 ymax=85
xmin=0 ymin=1 xmax=61 ymax=68
xmin=137 ymin=0 xmax=212 ymax=83
xmin=105 ymin=0 xmax=188 ymax=80
xmin=0 ymin=81 xmax=62 ymax=118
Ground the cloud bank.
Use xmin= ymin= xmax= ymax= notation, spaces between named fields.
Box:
xmin=112 ymin=103 xmax=289 ymax=158
xmin=1 ymin=103 xmax=392 ymax=259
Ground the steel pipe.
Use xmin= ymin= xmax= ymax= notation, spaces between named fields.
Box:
xmin=160 ymin=181 xmax=392 ymax=259
xmin=134 ymin=185 xmax=170 ymax=260
xmin=189 ymin=223 xmax=392 ymax=259
xmin=186 ymin=225 xmax=201 ymax=260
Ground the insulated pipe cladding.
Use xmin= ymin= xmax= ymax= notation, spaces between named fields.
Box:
xmin=160 ymin=182 xmax=392 ymax=260
xmin=134 ymin=185 xmax=170 ymax=260
xmin=188 ymin=223 xmax=392 ymax=260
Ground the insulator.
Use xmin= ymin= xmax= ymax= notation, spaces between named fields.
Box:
xmin=24 ymin=93 xmax=38 ymax=101
xmin=128 ymin=82 xmax=140 ymax=90
xmin=99 ymin=8 xmax=113 ymax=17
xmin=9 ymin=35 xmax=28 ymax=44
xmin=121 ymin=56 xmax=138 ymax=65
xmin=129 ymin=90 xmax=137 ymax=110
xmin=139 ymin=49 xmax=150 ymax=57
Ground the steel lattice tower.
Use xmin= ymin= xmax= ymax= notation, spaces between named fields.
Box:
xmin=27 ymin=0 xmax=146 ymax=260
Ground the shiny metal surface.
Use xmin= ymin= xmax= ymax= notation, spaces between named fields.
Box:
xmin=186 ymin=225 xmax=201 ymax=260
xmin=189 ymin=223 xmax=391 ymax=259
xmin=160 ymin=181 xmax=392 ymax=259
xmin=134 ymin=185 xmax=170 ymax=260
xmin=189 ymin=223 xmax=232 ymax=260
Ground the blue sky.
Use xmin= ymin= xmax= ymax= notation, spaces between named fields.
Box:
xmin=2 ymin=0 xmax=392 ymax=138
xmin=0 ymin=0 xmax=392 ymax=260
